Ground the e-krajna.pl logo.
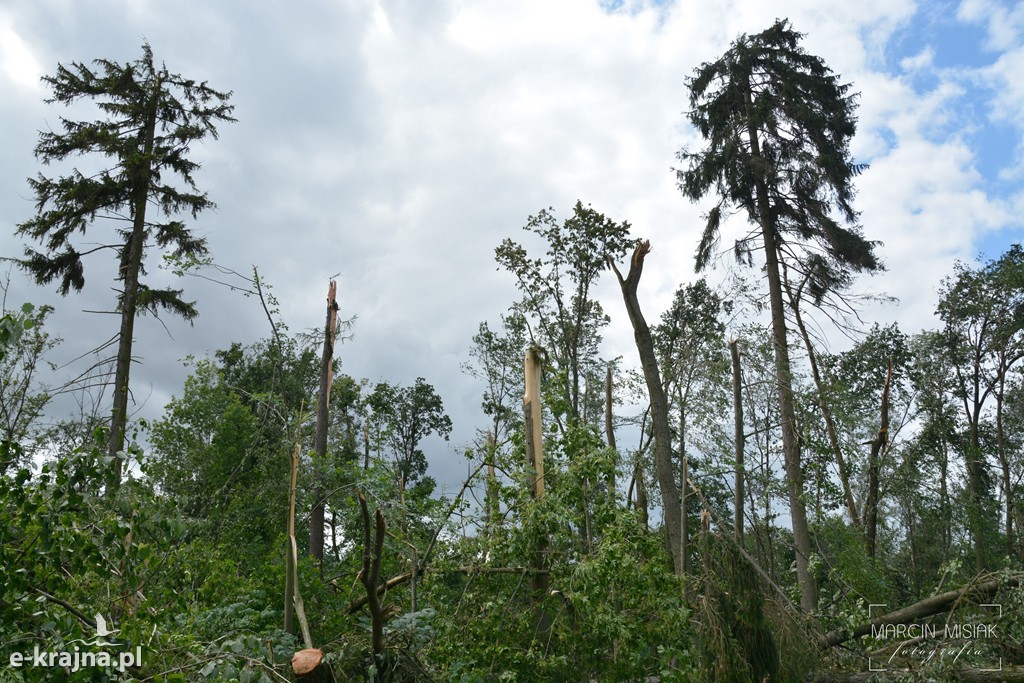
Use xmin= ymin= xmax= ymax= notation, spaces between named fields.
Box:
xmin=7 ymin=613 xmax=142 ymax=674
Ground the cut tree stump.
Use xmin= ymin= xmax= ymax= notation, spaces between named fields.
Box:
xmin=291 ymin=648 xmax=333 ymax=682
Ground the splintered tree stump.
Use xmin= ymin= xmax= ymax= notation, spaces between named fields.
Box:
xmin=291 ymin=648 xmax=332 ymax=682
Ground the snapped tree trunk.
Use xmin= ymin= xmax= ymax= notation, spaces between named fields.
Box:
xmin=608 ymin=241 xmax=683 ymax=575
xmin=523 ymin=347 xmax=549 ymax=610
xmin=309 ymin=281 xmax=339 ymax=561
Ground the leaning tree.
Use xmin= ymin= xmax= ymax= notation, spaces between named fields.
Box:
xmin=16 ymin=44 xmax=234 ymax=487
xmin=677 ymin=19 xmax=882 ymax=612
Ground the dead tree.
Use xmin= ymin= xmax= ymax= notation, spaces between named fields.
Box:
xmin=310 ymin=280 xmax=339 ymax=561
xmin=608 ymin=240 xmax=683 ymax=575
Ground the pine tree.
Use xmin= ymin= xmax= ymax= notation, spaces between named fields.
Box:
xmin=677 ymin=19 xmax=881 ymax=611
xmin=16 ymin=44 xmax=234 ymax=486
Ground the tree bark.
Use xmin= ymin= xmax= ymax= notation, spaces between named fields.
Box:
xmin=608 ymin=241 xmax=683 ymax=575
xmin=743 ymin=82 xmax=816 ymax=612
xmin=310 ymin=281 xmax=339 ymax=561
xmin=863 ymin=359 xmax=892 ymax=559
xmin=787 ymin=280 xmax=860 ymax=527
xmin=523 ymin=347 xmax=549 ymax=611
xmin=730 ymin=339 xmax=745 ymax=546
xmin=107 ymin=75 xmax=161 ymax=489
xmin=605 ymin=364 xmax=617 ymax=498
xmin=358 ymin=493 xmax=386 ymax=659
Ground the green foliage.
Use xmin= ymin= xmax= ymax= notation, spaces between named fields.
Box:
xmin=495 ymin=201 xmax=633 ymax=425
xmin=16 ymin=43 xmax=234 ymax=307
xmin=0 ymin=300 xmax=56 ymax=473
xmin=678 ymin=18 xmax=880 ymax=287
xmin=367 ymin=377 xmax=452 ymax=489
xmin=430 ymin=507 xmax=694 ymax=682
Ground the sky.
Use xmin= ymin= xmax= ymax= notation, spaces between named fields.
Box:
xmin=1 ymin=0 xmax=1023 ymax=495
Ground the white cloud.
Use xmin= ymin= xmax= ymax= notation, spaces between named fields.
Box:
xmin=1 ymin=0 xmax=1022 ymax=489
xmin=0 ymin=14 xmax=42 ymax=91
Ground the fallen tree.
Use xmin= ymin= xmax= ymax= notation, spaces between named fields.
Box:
xmin=821 ymin=573 xmax=1021 ymax=649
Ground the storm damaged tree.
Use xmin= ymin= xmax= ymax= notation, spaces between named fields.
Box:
xmin=677 ymin=20 xmax=881 ymax=611
xmin=609 ymin=241 xmax=683 ymax=575
xmin=15 ymin=44 xmax=234 ymax=487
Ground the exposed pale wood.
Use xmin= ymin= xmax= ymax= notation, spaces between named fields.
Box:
xmin=310 ymin=280 xmax=339 ymax=561
xmin=291 ymin=648 xmax=322 ymax=675
xmin=284 ymin=443 xmax=299 ymax=635
xmin=524 ymin=347 xmax=545 ymax=499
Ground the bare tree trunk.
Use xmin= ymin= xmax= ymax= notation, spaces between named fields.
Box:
xmin=605 ymin=364 xmax=617 ymax=499
xmin=730 ymin=339 xmax=745 ymax=546
xmin=363 ymin=426 xmax=370 ymax=471
xmin=486 ymin=430 xmax=499 ymax=530
xmin=523 ymin=347 xmax=549 ymax=612
xmin=787 ymin=279 xmax=860 ymax=526
xmin=996 ymin=371 xmax=1014 ymax=557
xmin=863 ymin=360 xmax=892 ymax=560
xmin=679 ymin=404 xmax=689 ymax=576
xmin=744 ymin=81 xmax=816 ymax=612
xmin=309 ymin=281 xmax=339 ymax=561
xmin=608 ymin=241 xmax=683 ymax=575
xmin=107 ymin=76 xmax=161 ymax=491
xmin=358 ymin=493 xmax=387 ymax=659
xmin=635 ymin=456 xmax=649 ymax=530
xmin=821 ymin=574 xmax=1021 ymax=648
xmin=285 ymin=444 xmax=298 ymax=635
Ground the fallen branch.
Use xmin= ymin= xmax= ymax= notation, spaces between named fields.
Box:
xmin=821 ymin=573 xmax=1022 ymax=648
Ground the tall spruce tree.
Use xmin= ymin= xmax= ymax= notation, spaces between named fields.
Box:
xmin=16 ymin=44 xmax=234 ymax=486
xmin=677 ymin=19 xmax=881 ymax=612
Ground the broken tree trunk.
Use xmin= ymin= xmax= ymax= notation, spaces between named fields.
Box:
xmin=608 ymin=241 xmax=683 ymax=576
xmin=286 ymin=443 xmax=314 ymax=647
xmin=310 ymin=280 xmax=339 ymax=561
xmin=523 ymin=347 xmax=550 ymax=621
xmin=291 ymin=648 xmax=335 ymax=682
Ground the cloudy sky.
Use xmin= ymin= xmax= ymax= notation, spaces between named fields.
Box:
xmin=1 ymin=0 xmax=1022 ymax=493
